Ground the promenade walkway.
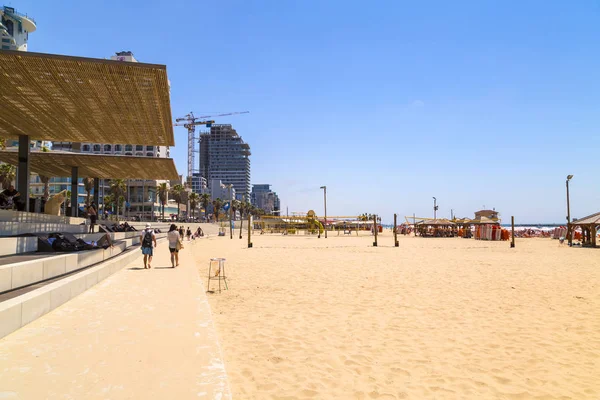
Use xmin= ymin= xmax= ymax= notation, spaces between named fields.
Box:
xmin=0 ymin=240 xmax=231 ymax=399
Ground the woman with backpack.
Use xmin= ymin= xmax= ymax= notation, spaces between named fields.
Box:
xmin=167 ymin=224 xmax=182 ymax=268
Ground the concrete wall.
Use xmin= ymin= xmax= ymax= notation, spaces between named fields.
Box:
xmin=0 ymin=237 xmax=38 ymax=256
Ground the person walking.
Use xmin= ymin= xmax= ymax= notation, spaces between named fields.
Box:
xmin=186 ymin=226 xmax=192 ymax=241
xmin=167 ymin=224 xmax=181 ymax=268
xmin=140 ymin=223 xmax=157 ymax=269
xmin=87 ymin=201 xmax=98 ymax=233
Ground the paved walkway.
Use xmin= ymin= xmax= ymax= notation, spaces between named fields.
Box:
xmin=0 ymin=240 xmax=231 ymax=399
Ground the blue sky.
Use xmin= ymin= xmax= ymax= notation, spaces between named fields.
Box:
xmin=16 ymin=0 xmax=600 ymax=223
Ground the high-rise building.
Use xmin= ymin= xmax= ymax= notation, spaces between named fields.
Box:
xmin=187 ymin=173 xmax=207 ymax=194
xmin=0 ymin=6 xmax=36 ymax=51
xmin=251 ymin=184 xmax=280 ymax=215
xmin=199 ymin=124 xmax=251 ymax=200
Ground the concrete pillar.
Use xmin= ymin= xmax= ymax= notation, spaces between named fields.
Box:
xmin=71 ymin=166 xmax=78 ymax=217
xmin=93 ymin=177 xmax=100 ymax=207
xmin=17 ymin=135 xmax=30 ymax=212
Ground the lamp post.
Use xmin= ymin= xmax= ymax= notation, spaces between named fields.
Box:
xmin=566 ymin=174 xmax=573 ymax=245
xmin=320 ymin=186 xmax=327 ymax=238
xmin=228 ymin=184 xmax=234 ymax=239
xmin=433 ymin=197 xmax=438 ymax=219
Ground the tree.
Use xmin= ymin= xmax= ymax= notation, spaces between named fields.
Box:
xmin=231 ymin=199 xmax=241 ymax=220
xmin=212 ymin=198 xmax=223 ymax=222
xmin=189 ymin=192 xmax=199 ymax=220
xmin=83 ymin=177 xmax=94 ymax=207
xmin=103 ymin=194 xmax=114 ymax=217
xmin=0 ymin=163 xmax=16 ymax=189
xmin=157 ymin=182 xmax=169 ymax=221
xmin=40 ymin=175 xmax=50 ymax=201
xmin=109 ymin=179 xmax=126 ymax=218
xmin=200 ymin=193 xmax=211 ymax=219
xmin=169 ymin=184 xmax=184 ymax=218
xmin=239 ymin=200 xmax=251 ymax=239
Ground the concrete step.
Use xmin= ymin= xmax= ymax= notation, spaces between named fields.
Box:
xmin=0 ymin=233 xmax=166 ymax=295
xmin=0 ymin=243 xmax=150 ymax=339
xmin=0 ymin=221 xmax=87 ymax=236
xmin=0 ymin=237 xmax=38 ymax=256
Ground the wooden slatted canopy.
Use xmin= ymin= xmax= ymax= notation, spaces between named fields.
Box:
xmin=0 ymin=151 xmax=179 ymax=180
xmin=0 ymin=50 xmax=174 ymax=145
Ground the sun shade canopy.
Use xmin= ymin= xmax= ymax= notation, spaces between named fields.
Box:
xmin=0 ymin=50 xmax=174 ymax=146
xmin=0 ymin=150 xmax=179 ymax=180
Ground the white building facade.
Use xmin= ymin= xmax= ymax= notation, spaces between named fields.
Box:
xmin=0 ymin=6 xmax=36 ymax=51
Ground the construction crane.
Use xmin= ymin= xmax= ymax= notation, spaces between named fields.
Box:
xmin=174 ymin=111 xmax=249 ymax=179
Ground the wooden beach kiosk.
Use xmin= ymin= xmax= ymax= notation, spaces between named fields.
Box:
xmin=415 ymin=218 xmax=457 ymax=237
xmin=571 ymin=212 xmax=600 ymax=247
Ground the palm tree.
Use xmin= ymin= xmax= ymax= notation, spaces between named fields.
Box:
xmin=109 ymin=179 xmax=126 ymax=218
xmin=200 ymin=193 xmax=211 ymax=220
xmin=212 ymin=198 xmax=223 ymax=222
xmin=189 ymin=192 xmax=199 ymax=220
xmin=170 ymin=184 xmax=184 ymax=218
xmin=239 ymin=200 xmax=251 ymax=239
xmin=231 ymin=199 xmax=241 ymax=220
xmin=103 ymin=194 xmax=114 ymax=217
xmin=180 ymin=188 xmax=189 ymax=219
xmin=39 ymin=175 xmax=50 ymax=202
xmin=157 ymin=182 xmax=168 ymax=221
xmin=83 ymin=177 xmax=94 ymax=207
xmin=0 ymin=163 xmax=16 ymax=189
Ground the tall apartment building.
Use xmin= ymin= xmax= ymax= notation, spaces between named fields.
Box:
xmin=188 ymin=173 xmax=207 ymax=194
xmin=45 ymin=51 xmax=176 ymax=219
xmin=0 ymin=6 xmax=35 ymax=51
xmin=251 ymin=184 xmax=280 ymax=215
xmin=199 ymin=124 xmax=251 ymax=200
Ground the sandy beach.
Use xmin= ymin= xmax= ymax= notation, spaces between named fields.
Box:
xmin=196 ymin=232 xmax=600 ymax=399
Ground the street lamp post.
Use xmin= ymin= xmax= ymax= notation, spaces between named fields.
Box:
xmin=433 ymin=197 xmax=438 ymax=219
xmin=320 ymin=186 xmax=327 ymax=238
xmin=566 ymin=175 xmax=573 ymax=245
xmin=229 ymin=184 xmax=233 ymax=239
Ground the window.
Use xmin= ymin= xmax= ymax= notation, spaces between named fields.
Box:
xmin=82 ymin=145 xmax=91 ymax=152
xmin=114 ymin=144 xmax=122 ymax=152
xmin=2 ymin=45 xmax=10 ymax=50
xmin=93 ymin=144 xmax=101 ymax=152
xmin=5 ymin=20 xmax=13 ymax=36
xmin=104 ymin=144 xmax=111 ymax=152
xmin=146 ymin=152 xmax=153 ymax=157
xmin=2 ymin=38 xmax=10 ymax=43
xmin=135 ymin=145 xmax=143 ymax=151
xmin=146 ymin=146 xmax=154 ymax=151
xmin=125 ymin=152 xmax=132 ymax=156
xmin=125 ymin=145 xmax=133 ymax=152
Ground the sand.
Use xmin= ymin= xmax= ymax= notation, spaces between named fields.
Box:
xmin=196 ymin=232 xmax=600 ymax=399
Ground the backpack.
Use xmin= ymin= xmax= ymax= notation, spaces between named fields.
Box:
xmin=142 ymin=230 xmax=153 ymax=248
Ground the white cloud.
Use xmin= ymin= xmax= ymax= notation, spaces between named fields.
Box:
xmin=411 ymin=100 xmax=425 ymax=107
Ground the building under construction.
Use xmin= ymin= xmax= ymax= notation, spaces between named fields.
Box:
xmin=199 ymin=124 xmax=251 ymax=200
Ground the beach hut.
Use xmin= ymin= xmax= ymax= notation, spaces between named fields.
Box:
xmin=416 ymin=219 xmax=457 ymax=237
xmin=571 ymin=212 xmax=600 ymax=247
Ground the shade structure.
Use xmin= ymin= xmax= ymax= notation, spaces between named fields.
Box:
xmin=572 ymin=212 xmax=600 ymax=226
xmin=0 ymin=50 xmax=174 ymax=146
xmin=0 ymin=150 xmax=179 ymax=180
